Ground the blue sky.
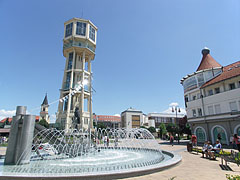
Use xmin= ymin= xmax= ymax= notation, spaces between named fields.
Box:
xmin=0 ymin=0 xmax=239 ymax=122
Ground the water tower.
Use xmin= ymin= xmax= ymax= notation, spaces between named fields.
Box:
xmin=56 ymin=18 xmax=97 ymax=130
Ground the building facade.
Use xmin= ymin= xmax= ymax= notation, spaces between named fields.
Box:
xmin=56 ymin=18 xmax=97 ymax=131
xmin=181 ymin=48 xmax=240 ymax=144
xmin=93 ymin=115 xmax=121 ymax=129
xmin=121 ymin=108 xmax=144 ymax=129
xmin=148 ymin=112 xmax=185 ymax=128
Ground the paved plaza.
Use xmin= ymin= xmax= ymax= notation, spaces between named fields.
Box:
xmin=123 ymin=140 xmax=240 ymax=180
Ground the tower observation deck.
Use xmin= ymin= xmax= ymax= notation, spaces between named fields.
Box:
xmin=56 ymin=18 xmax=97 ymax=130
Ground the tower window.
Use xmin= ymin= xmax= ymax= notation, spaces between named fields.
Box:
xmin=65 ymin=23 xmax=73 ymax=38
xmin=89 ymin=25 xmax=95 ymax=42
xmin=67 ymin=52 xmax=73 ymax=70
xmin=76 ymin=22 xmax=86 ymax=36
xmin=65 ymin=72 xmax=71 ymax=89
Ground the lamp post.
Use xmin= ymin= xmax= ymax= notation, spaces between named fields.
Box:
xmin=172 ymin=106 xmax=181 ymax=144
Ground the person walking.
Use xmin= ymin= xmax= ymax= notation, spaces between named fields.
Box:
xmin=170 ymin=134 xmax=174 ymax=146
xmin=233 ymin=134 xmax=240 ymax=152
xmin=191 ymin=134 xmax=197 ymax=147
xmin=230 ymin=134 xmax=236 ymax=149
xmin=217 ymin=133 xmax=222 ymax=142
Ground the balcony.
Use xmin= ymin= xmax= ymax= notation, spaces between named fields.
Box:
xmin=63 ymin=40 xmax=95 ymax=53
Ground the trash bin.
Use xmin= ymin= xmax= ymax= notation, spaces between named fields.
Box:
xmin=187 ymin=142 xmax=192 ymax=152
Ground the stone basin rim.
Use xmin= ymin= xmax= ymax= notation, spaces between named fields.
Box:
xmin=0 ymin=150 xmax=181 ymax=180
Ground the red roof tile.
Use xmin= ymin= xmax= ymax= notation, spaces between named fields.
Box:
xmin=201 ymin=61 xmax=240 ymax=88
xmin=197 ymin=53 xmax=222 ymax=71
xmin=93 ymin=115 xmax=121 ymax=122
xmin=0 ymin=116 xmax=40 ymax=123
xmin=0 ymin=129 xmax=10 ymax=133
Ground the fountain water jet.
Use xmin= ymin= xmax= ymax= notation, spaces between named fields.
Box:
xmin=0 ymin=106 xmax=181 ymax=179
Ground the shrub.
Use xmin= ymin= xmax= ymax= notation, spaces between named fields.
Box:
xmin=226 ymin=174 xmax=240 ymax=180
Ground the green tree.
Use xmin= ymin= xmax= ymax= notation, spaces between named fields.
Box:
xmin=166 ymin=123 xmax=177 ymax=134
xmin=97 ymin=122 xmax=107 ymax=129
xmin=38 ymin=118 xmax=49 ymax=128
xmin=159 ymin=123 xmax=167 ymax=139
xmin=181 ymin=123 xmax=191 ymax=139
xmin=148 ymin=126 xmax=156 ymax=133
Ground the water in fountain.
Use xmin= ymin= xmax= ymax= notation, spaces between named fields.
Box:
xmin=0 ymin=128 xmax=179 ymax=177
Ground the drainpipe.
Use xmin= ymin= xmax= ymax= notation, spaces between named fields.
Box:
xmin=200 ymin=88 xmax=210 ymax=141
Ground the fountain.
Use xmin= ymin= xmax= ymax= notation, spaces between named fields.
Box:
xmin=0 ymin=106 xmax=181 ymax=179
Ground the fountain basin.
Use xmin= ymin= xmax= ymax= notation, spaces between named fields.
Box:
xmin=0 ymin=148 xmax=181 ymax=180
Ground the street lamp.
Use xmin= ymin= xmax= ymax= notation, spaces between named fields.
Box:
xmin=172 ymin=106 xmax=181 ymax=144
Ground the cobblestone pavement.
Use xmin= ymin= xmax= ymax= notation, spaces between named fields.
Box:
xmin=122 ymin=140 xmax=240 ymax=180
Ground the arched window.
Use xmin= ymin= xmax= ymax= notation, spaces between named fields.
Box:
xmin=234 ymin=124 xmax=240 ymax=136
xmin=212 ymin=126 xmax=227 ymax=144
xmin=195 ymin=127 xmax=206 ymax=143
xmin=237 ymin=127 xmax=240 ymax=136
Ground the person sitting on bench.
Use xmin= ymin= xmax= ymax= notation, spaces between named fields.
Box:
xmin=209 ymin=139 xmax=222 ymax=160
xmin=202 ymin=141 xmax=208 ymax=158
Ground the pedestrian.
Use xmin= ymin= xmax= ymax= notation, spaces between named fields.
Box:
xmin=191 ymin=134 xmax=197 ymax=147
xmin=230 ymin=134 xmax=236 ymax=149
xmin=107 ymin=136 xmax=109 ymax=147
xmin=233 ymin=134 xmax=240 ymax=152
xmin=202 ymin=141 xmax=208 ymax=158
xmin=217 ymin=133 xmax=222 ymax=142
xmin=170 ymin=134 xmax=174 ymax=146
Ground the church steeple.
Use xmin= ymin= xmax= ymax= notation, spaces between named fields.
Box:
xmin=40 ymin=93 xmax=50 ymax=124
xmin=41 ymin=93 xmax=48 ymax=106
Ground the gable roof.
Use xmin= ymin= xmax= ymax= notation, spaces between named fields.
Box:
xmin=196 ymin=48 xmax=222 ymax=71
xmin=201 ymin=61 xmax=240 ymax=88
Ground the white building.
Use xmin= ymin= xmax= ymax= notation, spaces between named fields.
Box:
xmin=148 ymin=112 xmax=185 ymax=128
xmin=121 ymin=108 xmax=144 ymax=129
xmin=56 ymin=18 xmax=97 ymax=131
xmin=181 ymin=48 xmax=240 ymax=144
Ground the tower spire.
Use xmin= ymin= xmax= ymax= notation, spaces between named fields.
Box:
xmin=196 ymin=47 xmax=221 ymax=71
xmin=41 ymin=93 xmax=48 ymax=106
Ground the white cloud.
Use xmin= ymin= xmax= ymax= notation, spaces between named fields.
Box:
xmin=161 ymin=102 xmax=186 ymax=115
xmin=0 ymin=109 xmax=16 ymax=120
xmin=163 ymin=107 xmax=186 ymax=115
xmin=169 ymin=102 xmax=179 ymax=107
xmin=114 ymin=114 xmax=120 ymax=117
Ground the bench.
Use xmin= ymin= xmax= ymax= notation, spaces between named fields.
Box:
xmin=192 ymin=145 xmax=199 ymax=154
xmin=220 ymin=150 xmax=240 ymax=166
